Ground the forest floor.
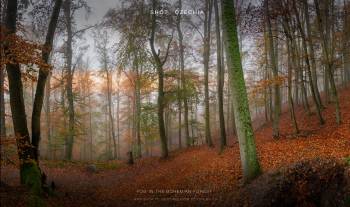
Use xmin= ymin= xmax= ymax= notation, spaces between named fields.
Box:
xmin=1 ymin=86 xmax=350 ymax=207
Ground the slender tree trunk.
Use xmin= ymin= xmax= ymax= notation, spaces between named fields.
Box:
xmin=214 ymin=0 xmax=226 ymax=152
xmin=176 ymin=0 xmax=190 ymax=147
xmin=177 ymin=71 xmax=182 ymax=148
xmin=106 ymin=72 xmax=117 ymax=159
xmin=263 ymin=26 xmax=270 ymax=123
xmin=294 ymin=62 xmax=299 ymax=105
xmin=287 ymin=39 xmax=299 ymax=134
xmin=149 ymin=0 xmax=172 ymax=158
xmin=265 ymin=0 xmax=281 ymax=138
xmin=292 ymin=0 xmax=324 ymax=125
xmin=88 ymin=85 xmax=93 ymax=160
xmin=0 ymin=64 xmax=5 ymax=139
xmin=60 ymin=71 xmax=66 ymax=159
xmin=303 ymin=0 xmax=323 ymax=108
xmin=45 ymin=73 xmax=51 ymax=159
xmin=64 ymin=0 xmax=75 ymax=160
xmin=314 ymin=0 xmax=341 ymax=124
xmin=293 ymin=35 xmax=311 ymax=114
xmin=344 ymin=0 xmax=350 ymax=83
xmin=203 ymin=0 xmax=214 ymax=147
xmin=31 ymin=0 xmax=62 ymax=161
xmin=156 ymin=66 xmax=167 ymax=158
xmin=116 ymin=71 xmax=121 ymax=159
xmin=0 ymin=0 xmax=7 ymax=141
xmin=134 ymin=61 xmax=142 ymax=157
xmin=221 ymin=0 xmax=261 ymax=182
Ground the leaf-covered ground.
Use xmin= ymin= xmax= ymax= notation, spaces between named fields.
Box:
xmin=1 ymin=87 xmax=350 ymax=207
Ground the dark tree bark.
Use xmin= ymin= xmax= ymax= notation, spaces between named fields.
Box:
xmin=107 ymin=72 xmax=117 ymax=159
xmin=303 ymin=0 xmax=323 ymax=109
xmin=5 ymin=0 xmax=42 ymax=192
xmin=63 ymin=0 xmax=75 ymax=160
xmin=287 ymin=39 xmax=299 ymax=134
xmin=0 ymin=63 xmax=5 ymax=139
xmin=116 ymin=73 xmax=121 ymax=159
xmin=203 ymin=0 xmax=214 ymax=147
xmin=292 ymin=0 xmax=325 ymax=125
xmin=134 ymin=56 xmax=142 ymax=157
xmin=314 ymin=0 xmax=341 ymax=124
xmin=31 ymin=0 xmax=63 ymax=161
xmin=0 ymin=0 xmax=7 ymax=145
xmin=149 ymin=0 xmax=173 ymax=158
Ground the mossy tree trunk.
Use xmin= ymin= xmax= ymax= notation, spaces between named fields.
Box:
xmin=5 ymin=0 xmax=43 ymax=198
xmin=221 ymin=0 xmax=261 ymax=182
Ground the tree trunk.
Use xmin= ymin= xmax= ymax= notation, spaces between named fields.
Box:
xmin=293 ymin=35 xmax=311 ymax=114
xmin=134 ymin=60 xmax=142 ymax=158
xmin=214 ymin=0 xmax=226 ymax=152
xmin=45 ymin=73 xmax=51 ymax=159
xmin=177 ymin=70 xmax=182 ymax=148
xmin=63 ymin=0 xmax=75 ymax=160
xmin=116 ymin=70 xmax=121 ymax=159
xmin=303 ymin=0 xmax=323 ymax=108
xmin=287 ymin=39 xmax=299 ymax=134
xmin=0 ymin=0 xmax=7 ymax=141
xmin=156 ymin=66 xmax=167 ymax=158
xmin=5 ymin=0 xmax=42 ymax=193
xmin=149 ymin=0 xmax=172 ymax=158
xmin=292 ymin=0 xmax=324 ymax=125
xmin=203 ymin=0 xmax=214 ymax=147
xmin=265 ymin=0 xmax=281 ymax=138
xmin=221 ymin=0 xmax=261 ymax=182
xmin=0 ymin=63 xmax=5 ymax=139
xmin=106 ymin=72 xmax=117 ymax=159
xmin=343 ymin=0 xmax=350 ymax=83
xmin=31 ymin=0 xmax=62 ymax=161
xmin=176 ymin=0 xmax=190 ymax=147
xmin=88 ymin=84 xmax=93 ymax=160
xmin=314 ymin=0 xmax=341 ymax=124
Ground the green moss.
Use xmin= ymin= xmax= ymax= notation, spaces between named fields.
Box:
xmin=221 ymin=0 xmax=261 ymax=182
xmin=345 ymin=195 xmax=350 ymax=206
xmin=21 ymin=161 xmax=44 ymax=207
xmin=345 ymin=157 xmax=350 ymax=166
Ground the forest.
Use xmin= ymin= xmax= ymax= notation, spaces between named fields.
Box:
xmin=0 ymin=0 xmax=350 ymax=206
